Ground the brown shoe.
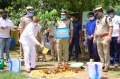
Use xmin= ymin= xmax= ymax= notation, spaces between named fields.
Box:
xmin=26 ymin=69 xmax=31 ymax=73
xmin=103 ymin=67 xmax=109 ymax=72
xmin=50 ymin=58 xmax=54 ymax=61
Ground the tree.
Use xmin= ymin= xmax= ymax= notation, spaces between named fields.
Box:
xmin=5 ymin=0 xmax=42 ymax=26
xmin=3 ymin=0 xmax=120 ymax=26
xmin=0 ymin=0 xmax=12 ymax=9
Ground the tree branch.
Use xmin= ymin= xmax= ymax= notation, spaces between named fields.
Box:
xmin=68 ymin=0 xmax=80 ymax=12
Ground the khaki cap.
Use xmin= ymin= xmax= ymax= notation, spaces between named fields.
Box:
xmin=94 ymin=7 xmax=102 ymax=12
xmin=26 ymin=6 xmax=34 ymax=10
xmin=61 ymin=9 xmax=67 ymax=14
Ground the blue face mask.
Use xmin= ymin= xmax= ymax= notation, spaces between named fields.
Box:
xmin=61 ymin=15 xmax=66 ymax=20
xmin=29 ymin=12 xmax=34 ymax=17
xmin=109 ymin=14 xmax=113 ymax=18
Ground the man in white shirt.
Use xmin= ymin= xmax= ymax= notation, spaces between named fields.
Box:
xmin=107 ymin=9 xmax=120 ymax=67
xmin=18 ymin=6 xmax=34 ymax=59
xmin=19 ymin=17 xmax=44 ymax=73
xmin=0 ymin=10 xmax=13 ymax=62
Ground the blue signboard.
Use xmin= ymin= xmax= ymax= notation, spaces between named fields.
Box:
xmin=56 ymin=28 xmax=69 ymax=39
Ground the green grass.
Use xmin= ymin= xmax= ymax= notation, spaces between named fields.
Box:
xmin=108 ymin=69 xmax=120 ymax=78
xmin=0 ymin=72 xmax=28 ymax=79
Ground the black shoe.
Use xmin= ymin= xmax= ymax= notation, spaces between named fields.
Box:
xmin=102 ymin=67 xmax=105 ymax=69
xmin=75 ymin=60 xmax=78 ymax=62
xmin=68 ymin=58 xmax=71 ymax=61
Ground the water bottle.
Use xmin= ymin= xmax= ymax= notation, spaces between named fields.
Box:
xmin=90 ymin=59 xmax=94 ymax=62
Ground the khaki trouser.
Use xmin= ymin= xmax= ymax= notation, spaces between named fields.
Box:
xmin=97 ymin=36 xmax=110 ymax=68
xmin=79 ymin=42 xmax=86 ymax=58
xmin=56 ymin=39 xmax=69 ymax=63
xmin=49 ymin=37 xmax=57 ymax=58
xmin=20 ymin=43 xmax=24 ymax=56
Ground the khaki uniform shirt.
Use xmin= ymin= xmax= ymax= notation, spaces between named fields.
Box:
xmin=19 ymin=15 xmax=32 ymax=30
xmin=49 ymin=26 xmax=56 ymax=36
xmin=95 ymin=16 xmax=113 ymax=36
xmin=57 ymin=19 xmax=73 ymax=30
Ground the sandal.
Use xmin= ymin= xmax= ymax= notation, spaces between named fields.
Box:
xmin=58 ymin=63 xmax=63 ymax=68
xmin=26 ymin=69 xmax=31 ymax=73
xmin=64 ymin=62 xmax=69 ymax=67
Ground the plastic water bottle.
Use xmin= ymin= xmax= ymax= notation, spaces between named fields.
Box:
xmin=90 ymin=59 xmax=94 ymax=62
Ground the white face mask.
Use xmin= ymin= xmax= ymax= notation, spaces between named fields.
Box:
xmin=33 ymin=22 xmax=37 ymax=27
xmin=109 ymin=14 xmax=113 ymax=18
xmin=89 ymin=17 xmax=94 ymax=20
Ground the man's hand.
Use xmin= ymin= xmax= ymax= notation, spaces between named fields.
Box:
xmin=79 ymin=38 xmax=83 ymax=43
xmin=107 ymin=36 xmax=111 ymax=43
xmin=69 ymin=39 xmax=72 ymax=43
xmin=117 ymin=37 xmax=120 ymax=43
xmin=46 ymin=28 xmax=50 ymax=33
xmin=87 ymin=35 xmax=93 ymax=40
xmin=39 ymin=44 xmax=44 ymax=50
xmin=54 ymin=38 xmax=57 ymax=43
xmin=87 ymin=35 xmax=92 ymax=40
xmin=93 ymin=38 xmax=96 ymax=44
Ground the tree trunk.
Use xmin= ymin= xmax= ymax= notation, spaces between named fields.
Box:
xmin=80 ymin=0 xmax=84 ymax=22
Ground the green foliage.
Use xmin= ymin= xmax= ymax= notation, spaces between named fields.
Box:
xmin=36 ymin=9 xmax=60 ymax=33
xmin=2 ymin=0 xmax=120 ymax=26
xmin=5 ymin=0 xmax=42 ymax=26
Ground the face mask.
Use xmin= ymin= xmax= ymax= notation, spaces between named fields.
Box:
xmin=89 ymin=17 xmax=94 ymax=20
xmin=109 ymin=14 xmax=113 ymax=18
xmin=94 ymin=13 xmax=100 ymax=19
xmin=33 ymin=22 xmax=37 ymax=27
xmin=2 ymin=15 xmax=7 ymax=19
xmin=29 ymin=12 xmax=34 ymax=17
xmin=61 ymin=15 xmax=66 ymax=20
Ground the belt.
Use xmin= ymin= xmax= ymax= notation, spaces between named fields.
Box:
xmin=49 ymin=36 xmax=54 ymax=38
xmin=100 ymin=33 xmax=108 ymax=38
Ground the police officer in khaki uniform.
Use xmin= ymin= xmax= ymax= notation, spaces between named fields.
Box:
xmin=93 ymin=7 xmax=113 ymax=72
xmin=56 ymin=9 xmax=73 ymax=67
xmin=36 ymin=31 xmax=46 ymax=62
xmin=49 ymin=20 xmax=57 ymax=61
xmin=19 ymin=6 xmax=34 ymax=59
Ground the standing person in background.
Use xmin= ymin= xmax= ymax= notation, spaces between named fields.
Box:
xmin=0 ymin=10 xmax=14 ymax=62
xmin=69 ymin=13 xmax=82 ymax=62
xmin=19 ymin=17 xmax=44 ymax=73
xmin=18 ymin=6 xmax=34 ymax=59
xmin=56 ymin=9 xmax=73 ymax=67
xmin=80 ymin=30 xmax=87 ymax=59
xmin=36 ymin=32 xmax=46 ymax=62
xmin=107 ymin=9 xmax=120 ymax=67
xmin=86 ymin=12 xmax=99 ymax=61
xmin=46 ymin=18 xmax=57 ymax=61
xmin=93 ymin=7 xmax=113 ymax=72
